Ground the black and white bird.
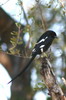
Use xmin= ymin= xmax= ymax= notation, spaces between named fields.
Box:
xmin=8 ymin=30 xmax=57 ymax=84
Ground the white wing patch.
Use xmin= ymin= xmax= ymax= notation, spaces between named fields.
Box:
xmin=37 ymin=36 xmax=48 ymax=44
xmin=40 ymin=48 xmax=44 ymax=53
xmin=32 ymin=36 xmax=48 ymax=54
xmin=32 ymin=48 xmax=36 ymax=52
xmin=45 ymin=37 xmax=48 ymax=39
xmin=40 ymin=45 xmax=45 ymax=48
xmin=38 ymin=39 xmax=45 ymax=43
xmin=40 ymin=45 xmax=45 ymax=53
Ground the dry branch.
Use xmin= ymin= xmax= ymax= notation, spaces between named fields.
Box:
xmin=40 ymin=57 xmax=66 ymax=100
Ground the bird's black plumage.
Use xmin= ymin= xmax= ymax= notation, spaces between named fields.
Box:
xmin=8 ymin=30 xmax=57 ymax=84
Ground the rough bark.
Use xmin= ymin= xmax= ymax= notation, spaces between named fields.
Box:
xmin=40 ymin=57 xmax=66 ymax=100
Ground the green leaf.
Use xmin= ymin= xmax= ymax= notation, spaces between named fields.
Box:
xmin=17 ymin=41 xmax=23 ymax=45
xmin=15 ymin=23 xmax=21 ymax=28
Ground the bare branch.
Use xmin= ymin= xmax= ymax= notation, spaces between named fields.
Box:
xmin=40 ymin=57 xmax=65 ymax=100
xmin=0 ymin=0 xmax=10 ymax=6
xmin=35 ymin=0 xmax=47 ymax=31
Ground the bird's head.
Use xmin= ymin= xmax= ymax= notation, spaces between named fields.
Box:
xmin=46 ymin=30 xmax=57 ymax=39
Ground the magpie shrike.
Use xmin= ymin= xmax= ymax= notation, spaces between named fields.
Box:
xmin=8 ymin=30 xmax=57 ymax=84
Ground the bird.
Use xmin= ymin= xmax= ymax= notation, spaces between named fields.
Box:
xmin=8 ymin=30 xmax=57 ymax=84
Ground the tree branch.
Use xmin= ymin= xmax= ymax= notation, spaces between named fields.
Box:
xmin=40 ymin=57 xmax=66 ymax=100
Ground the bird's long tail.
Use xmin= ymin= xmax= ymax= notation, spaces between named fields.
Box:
xmin=8 ymin=54 xmax=36 ymax=84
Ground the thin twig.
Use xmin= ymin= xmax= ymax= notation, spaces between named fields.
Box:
xmin=35 ymin=0 xmax=47 ymax=31
xmin=0 ymin=0 xmax=10 ymax=6
xmin=19 ymin=1 xmax=29 ymax=25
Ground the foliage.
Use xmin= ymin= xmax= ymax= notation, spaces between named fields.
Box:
xmin=33 ymin=81 xmax=46 ymax=92
xmin=9 ymin=23 xmax=22 ymax=55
